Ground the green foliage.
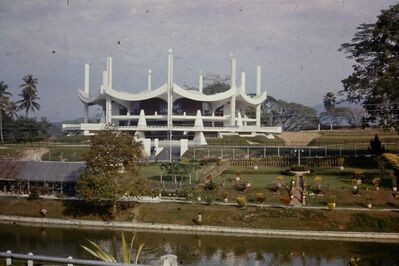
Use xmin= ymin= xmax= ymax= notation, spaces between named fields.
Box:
xmin=27 ymin=187 xmax=40 ymax=200
xmin=337 ymin=157 xmax=346 ymax=166
xmin=339 ymin=3 xmax=399 ymax=130
xmin=368 ymin=134 xmax=385 ymax=155
xmin=263 ymin=96 xmax=319 ymax=131
xmin=84 ymin=130 xmax=143 ymax=175
xmin=323 ymin=92 xmax=336 ymax=112
xmin=203 ymin=181 xmax=216 ymax=191
xmin=77 ymin=129 xmax=148 ymax=206
xmin=81 ymin=233 xmax=144 ymax=264
xmin=2 ymin=117 xmax=50 ymax=142
xmin=17 ymin=75 xmax=40 ymax=117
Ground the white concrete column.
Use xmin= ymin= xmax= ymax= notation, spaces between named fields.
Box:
xmin=230 ymin=95 xmax=236 ymax=126
xmin=241 ymin=72 xmax=246 ymax=93
xmin=237 ymin=111 xmax=243 ymax=127
xmin=256 ymin=65 xmax=261 ymax=96
xmin=167 ymin=49 xmax=173 ymax=128
xmin=106 ymin=96 xmax=112 ymax=124
xmin=148 ymin=69 xmax=152 ymax=91
xmin=84 ymin=104 xmax=89 ymax=123
xmin=199 ymin=71 xmax=203 ymax=94
xmin=256 ymin=105 xmax=261 ymax=127
xmin=107 ymin=57 xmax=112 ymax=90
xmin=84 ymin=64 xmax=90 ymax=95
xmin=231 ymin=54 xmax=237 ymax=89
xmin=256 ymin=65 xmax=262 ymax=127
xmin=102 ymin=71 xmax=108 ymax=90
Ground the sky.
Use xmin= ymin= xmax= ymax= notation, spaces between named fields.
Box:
xmin=0 ymin=0 xmax=397 ymax=122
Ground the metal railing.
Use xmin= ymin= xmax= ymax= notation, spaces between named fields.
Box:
xmin=0 ymin=251 xmax=176 ymax=266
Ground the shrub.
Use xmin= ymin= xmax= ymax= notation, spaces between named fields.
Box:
xmin=353 ymin=170 xmax=365 ymax=179
xmin=290 ymin=165 xmax=309 ymax=172
xmin=222 ymin=191 xmax=230 ymax=199
xmin=328 ymin=194 xmax=336 ymax=203
xmin=28 ymin=187 xmax=40 ymax=200
xmin=205 ymin=195 xmax=213 ymax=206
xmin=234 ymin=178 xmax=249 ymax=192
xmin=203 ymin=181 xmax=216 ymax=191
xmin=280 ymin=195 xmax=291 ymax=206
xmin=372 ymin=177 xmax=381 ymax=188
xmin=337 ymin=157 xmax=346 ymax=166
xmin=255 ymin=192 xmax=266 ymax=204
xmin=236 ymin=196 xmax=246 ymax=208
xmin=313 ymin=176 xmax=322 ymax=193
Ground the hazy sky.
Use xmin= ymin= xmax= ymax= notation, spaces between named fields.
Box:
xmin=0 ymin=0 xmax=396 ymax=121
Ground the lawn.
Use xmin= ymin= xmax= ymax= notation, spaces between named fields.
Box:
xmin=206 ymin=135 xmax=285 ymax=146
xmin=309 ymin=129 xmax=399 ymax=149
xmin=1 ymin=197 xmax=399 ymax=232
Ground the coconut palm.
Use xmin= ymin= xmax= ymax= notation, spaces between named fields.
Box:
xmin=17 ymin=87 xmax=40 ymax=117
xmin=20 ymin=75 xmax=38 ymax=95
xmin=0 ymin=81 xmax=12 ymax=143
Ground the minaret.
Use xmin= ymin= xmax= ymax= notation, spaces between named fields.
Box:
xmin=167 ymin=49 xmax=173 ymax=128
xmin=256 ymin=65 xmax=261 ymax=127
xmin=148 ymin=69 xmax=152 ymax=91
xmin=83 ymin=64 xmax=90 ymax=123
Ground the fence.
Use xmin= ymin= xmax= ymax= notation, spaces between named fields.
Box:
xmin=183 ymin=144 xmax=399 ymax=160
xmin=229 ymin=156 xmax=374 ymax=168
xmin=0 ymin=251 xmax=177 ymax=266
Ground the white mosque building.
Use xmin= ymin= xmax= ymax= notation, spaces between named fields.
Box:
xmin=63 ymin=49 xmax=282 ymax=154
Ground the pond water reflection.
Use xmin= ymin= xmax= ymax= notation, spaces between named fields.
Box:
xmin=0 ymin=224 xmax=398 ymax=265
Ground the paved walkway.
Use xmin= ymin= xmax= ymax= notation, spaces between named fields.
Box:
xmin=291 ymin=175 xmax=303 ymax=206
xmin=1 ymin=193 xmax=398 ymax=212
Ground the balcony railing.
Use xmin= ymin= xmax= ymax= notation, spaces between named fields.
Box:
xmin=0 ymin=251 xmax=177 ymax=266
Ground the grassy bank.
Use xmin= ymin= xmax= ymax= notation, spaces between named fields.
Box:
xmin=1 ymin=197 xmax=399 ymax=233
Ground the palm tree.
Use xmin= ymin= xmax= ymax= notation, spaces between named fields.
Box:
xmin=17 ymin=75 xmax=40 ymax=117
xmin=20 ymin=75 xmax=38 ymax=95
xmin=17 ymin=91 xmax=41 ymax=117
xmin=0 ymin=81 xmax=12 ymax=143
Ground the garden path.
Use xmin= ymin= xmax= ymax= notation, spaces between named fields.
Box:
xmin=291 ymin=175 xmax=303 ymax=206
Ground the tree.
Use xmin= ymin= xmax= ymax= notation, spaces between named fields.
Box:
xmin=263 ymin=96 xmax=319 ymax=131
xmin=0 ymin=81 xmax=12 ymax=143
xmin=17 ymin=87 xmax=41 ymax=117
xmin=323 ymin=92 xmax=336 ymax=112
xmin=368 ymin=134 xmax=385 ymax=155
xmin=339 ymin=3 xmax=399 ymax=130
xmin=76 ymin=129 xmax=149 ymax=210
xmin=20 ymin=75 xmax=38 ymax=95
